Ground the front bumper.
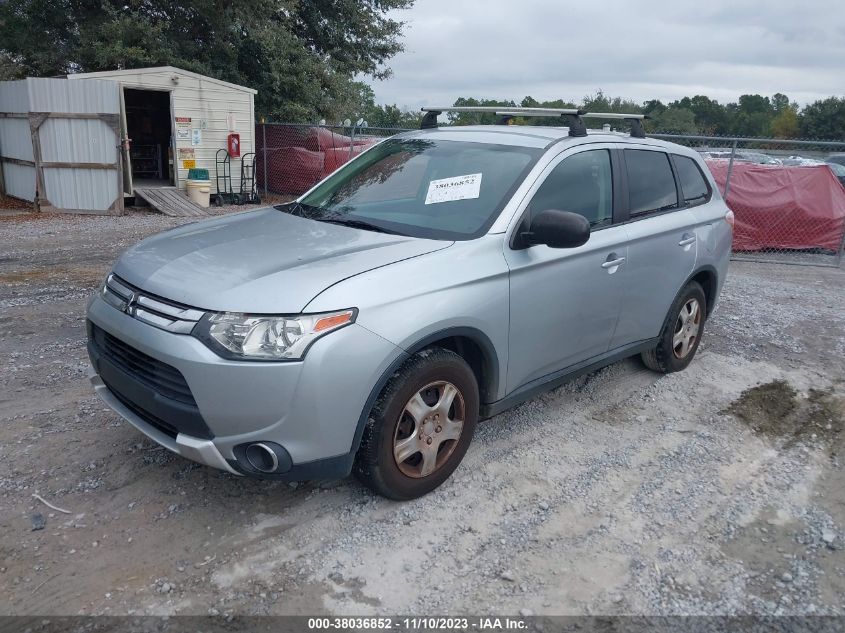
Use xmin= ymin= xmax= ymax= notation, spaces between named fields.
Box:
xmin=86 ymin=293 xmax=402 ymax=478
xmin=90 ymin=372 xmax=239 ymax=474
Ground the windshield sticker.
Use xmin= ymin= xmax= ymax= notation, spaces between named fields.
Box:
xmin=425 ymin=173 xmax=483 ymax=205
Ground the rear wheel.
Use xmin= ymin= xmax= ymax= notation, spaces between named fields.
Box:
xmin=642 ymin=281 xmax=707 ymax=373
xmin=354 ymin=348 xmax=479 ymax=500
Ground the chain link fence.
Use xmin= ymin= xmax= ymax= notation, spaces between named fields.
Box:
xmin=255 ymin=122 xmax=845 ymax=267
xmin=256 ymin=123 xmax=410 ymax=201
xmin=652 ymin=133 xmax=845 ymax=267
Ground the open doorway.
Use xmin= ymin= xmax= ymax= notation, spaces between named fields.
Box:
xmin=124 ymin=88 xmax=173 ymax=188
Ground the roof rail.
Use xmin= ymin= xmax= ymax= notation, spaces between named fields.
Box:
xmin=582 ymin=112 xmax=650 ymax=138
xmin=419 ymin=106 xmax=649 ymax=138
xmin=421 ymin=106 xmax=585 ymax=116
xmin=420 ymin=106 xmax=587 ymax=137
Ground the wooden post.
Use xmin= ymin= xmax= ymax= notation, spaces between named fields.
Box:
xmin=101 ymin=113 xmax=124 ymax=215
xmin=28 ymin=112 xmax=48 ymax=212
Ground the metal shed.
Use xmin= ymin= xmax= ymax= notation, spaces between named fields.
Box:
xmin=0 ymin=77 xmax=123 ymax=214
xmin=68 ymin=66 xmax=257 ymax=198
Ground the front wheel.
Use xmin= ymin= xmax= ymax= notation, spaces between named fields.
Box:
xmin=642 ymin=281 xmax=707 ymax=374
xmin=354 ymin=348 xmax=479 ymax=500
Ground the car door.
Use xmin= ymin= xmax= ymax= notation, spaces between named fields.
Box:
xmin=609 ymin=147 xmax=699 ymax=349
xmin=504 ymin=144 xmax=629 ymax=394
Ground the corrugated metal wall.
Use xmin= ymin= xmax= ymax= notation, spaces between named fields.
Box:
xmin=39 ymin=118 xmax=120 ymax=210
xmin=27 ymin=77 xmax=118 ymax=113
xmin=0 ymin=78 xmax=121 ymax=212
xmin=30 ymin=78 xmax=120 ymax=212
xmin=0 ymin=81 xmax=36 ymax=201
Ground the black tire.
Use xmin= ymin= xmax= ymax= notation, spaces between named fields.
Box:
xmin=214 ymin=196 xmax=223 ymax=207
xmin=354 ymin=348 xmax=479 ymax=500
xmin=642 ymin=280 xmax=707 ymax=374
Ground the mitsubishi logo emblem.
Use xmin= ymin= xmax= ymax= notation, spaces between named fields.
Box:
xmin=123 ymin=291 xmax=138 ymax=316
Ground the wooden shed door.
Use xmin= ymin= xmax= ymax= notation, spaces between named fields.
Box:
xmin=27 ymin=78 xmax=124 ymax=214
xmin=119 ymin=86 xmax=133 ymax=195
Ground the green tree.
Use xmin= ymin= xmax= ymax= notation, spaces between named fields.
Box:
xmin=737 ymin=94 xmax=772 ymax=115
xmin=520 ymin=96 xmax=541 ymax=109
xmin=581 ymin=90 xmax=642 ymax=115
xmin=448 ymin=97 xmax=517 ymax=125
xmin=643 ymin=99 xmax=667 ymax=116
xmin=771 ymin=92 xmax=790 ymax=114
xmin=770 ymin=106 xmax=800 ymax=138
xmin=653 ymin=107 xmax=697 ymax=134
xmin=671 ymin=95 xmax=728 ymax=134
xmin=511 ymin=95 xmax=578 ymax=126
xmin=800 ymin=97 xmax=845 ymax=140
xmin=369 ymin=105 xmax=421 ymax=128
xmin=642 ymin=100 xmax=667 ymax=132
xmin=0 ymin=0 xmax=414 ymax=122
xmin=726 ymin=94 xmax=775 ymax=136
xmin=577 ymin=91 xmax=642 ymax=130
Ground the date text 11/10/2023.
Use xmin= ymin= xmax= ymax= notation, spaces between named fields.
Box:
xmin=307 ymin=617 xmax=528 ymax=630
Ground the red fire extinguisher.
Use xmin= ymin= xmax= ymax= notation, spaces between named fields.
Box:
xmin=227 ymin=133 xmax=240 ymax=158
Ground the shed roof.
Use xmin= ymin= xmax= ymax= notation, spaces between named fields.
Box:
xmin=68 ymin=66 xmax=257 ymax=95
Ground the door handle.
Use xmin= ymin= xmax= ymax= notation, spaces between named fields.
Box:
xmin=601 ymin=257 xmax=626 ymax=269
xmin=678 ymin=236 xmax=696 ymax=247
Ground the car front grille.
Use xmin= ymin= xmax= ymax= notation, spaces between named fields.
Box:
xmin=87 ymin=321 xmax=215 ymax=440
xmin=109 ymin=386 xmax=179 ymax=439
xmin=100 ymin=273 xmax=204 ymax=334
xmin=90 ymin=324 xmax=196 ymax=405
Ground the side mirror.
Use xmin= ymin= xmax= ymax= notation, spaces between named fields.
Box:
xmin=522 ymin=210 xmax=590 ymax=249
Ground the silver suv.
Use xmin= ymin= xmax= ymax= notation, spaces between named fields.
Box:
xmin=87 ymin=109 xmax=733 ymax=499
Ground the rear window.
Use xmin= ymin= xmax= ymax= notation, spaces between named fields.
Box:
xmin=624 ymin=150 xmax=678 ymax=217
xmin=673 ymin=155 xmax=711 ymax=205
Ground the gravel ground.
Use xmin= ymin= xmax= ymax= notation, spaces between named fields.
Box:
xmin=0 ymin=210 xmax=843 ymax=616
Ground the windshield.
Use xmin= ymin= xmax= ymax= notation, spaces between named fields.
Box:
xmin=287 ymin=138 xmax=541 ymax=240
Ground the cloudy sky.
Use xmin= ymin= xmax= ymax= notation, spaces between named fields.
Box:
xmin=371 ymin=0 xmax=844 ymax=109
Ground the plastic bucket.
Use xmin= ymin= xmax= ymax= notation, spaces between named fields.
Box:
xmin=186 ymin=179 xmax=211 ymax=208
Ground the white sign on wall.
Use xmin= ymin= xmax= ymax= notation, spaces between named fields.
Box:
xmin=191 ymin=128 xmax=202 ymax=146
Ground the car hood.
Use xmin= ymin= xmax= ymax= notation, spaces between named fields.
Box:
xmin=113 ymin=207 xmax=452 ymax=313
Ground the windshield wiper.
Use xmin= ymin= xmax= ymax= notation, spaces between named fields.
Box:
xmin=276 ymin=203 xmax=402 ymax=235
xmin=319 ymin=215 xmax=402 ymax=235
xmin=274 ymin=201 xmax=325 ymax=219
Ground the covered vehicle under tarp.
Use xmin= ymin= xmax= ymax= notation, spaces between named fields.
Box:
xmin=257 ymin=126 xmax=379 ymax=195
xmin=706 ymin=160 xmax=845 ymax=252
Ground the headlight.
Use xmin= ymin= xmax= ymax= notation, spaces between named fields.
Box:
xmin=194 ymin=309 xmax=356 ymax=361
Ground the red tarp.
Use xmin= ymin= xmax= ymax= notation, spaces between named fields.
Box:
xmin=256 ymin=126 xmax=380 ymax=194
xmin=706 ymin=160 xmax=845 ymax=252
xmin=270 ymin=147 xmax=325 ymax=195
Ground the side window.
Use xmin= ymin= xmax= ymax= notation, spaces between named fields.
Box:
xmin=624 ymin=150 xmax=679 ymax=217
xmin=673 ymin=155 xmax=711 ymax=205
xmin=529 ymin=149 xmax=613 ymax=227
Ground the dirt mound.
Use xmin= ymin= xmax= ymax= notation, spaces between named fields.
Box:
xmin=727 ymin=380 xmax=844 ymax=452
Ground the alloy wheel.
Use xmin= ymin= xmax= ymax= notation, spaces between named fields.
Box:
xmin=673 ymin=298 xmax=701 ymax=359
xmin=392 ymin=381 xmax=465 ymax=478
